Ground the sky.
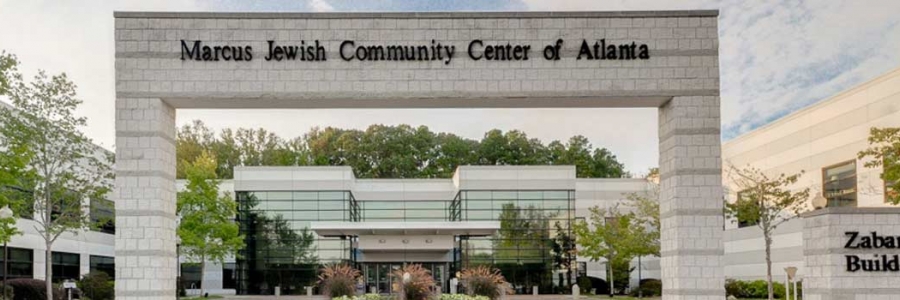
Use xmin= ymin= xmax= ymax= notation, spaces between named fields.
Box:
xmin=0 ymin=0 xmax=898 ymax=176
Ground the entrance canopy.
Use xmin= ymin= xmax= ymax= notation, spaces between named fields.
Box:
xmin=310 ymin=221 xmax=500 ymax=236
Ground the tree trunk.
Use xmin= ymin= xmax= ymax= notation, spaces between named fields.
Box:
xmin=45 ymin=248 xmax=52 ymax=300
xmin=765 ymin=232 xmax=774 ymax=300
xmin=608 ymin=257 xmax=614 ymax=297
xmin=200 ymin=254 xmax=206 ymax=297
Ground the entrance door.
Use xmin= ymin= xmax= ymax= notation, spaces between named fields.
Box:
xmin=362 ymin=263 xmax=450 ymax=294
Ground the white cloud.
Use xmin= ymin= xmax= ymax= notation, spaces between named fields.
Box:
xmin=309 ymin=0 xmax=335 ymax=12
xmin=2 ymin=0 xmax=898 ymax=174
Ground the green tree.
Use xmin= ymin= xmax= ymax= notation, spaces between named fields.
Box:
xmin=177 ymin=151 xmax=245 ymax=296
xmin=858 ymin=127 xmax=900 ymax=204
xmin=573 ymin=205 xmax=645 ymax=296
xmin=0 ymin=51 xmax=30 ymax=251
xmin=0 ymin=54 xmax=113 ymax=300
xmin=725 ymin=166 xmax=810 ymax=300
xmin=176 ymin=123 xmax=628 ymax=180
xmin=550 ymin=220 xmax=576 ymax=290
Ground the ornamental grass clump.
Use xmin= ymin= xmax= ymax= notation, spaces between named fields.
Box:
xmin=319 ymin=264 xmax=361 ymax=298
xmin=392 ymin=264 xmax=436 ymax=300
xmin=460 ymin=266 xmax=510 ymax=300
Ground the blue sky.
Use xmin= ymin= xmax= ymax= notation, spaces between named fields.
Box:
xmin=1 ymin=0 xmax=898 ymax=175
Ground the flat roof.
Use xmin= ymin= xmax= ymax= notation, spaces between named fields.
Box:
xmin=310 ymin=221 xmax=500 ymax=236
xmin=114 ymin=10 xmax=719 ymax=19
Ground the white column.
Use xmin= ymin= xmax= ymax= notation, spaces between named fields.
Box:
xmin=115 ymin=98 xmax=177 ymax=300
xmin=658 ymin=96 xmax=725 ymax=300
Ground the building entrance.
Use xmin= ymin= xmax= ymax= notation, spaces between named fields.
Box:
xmin=362 ymin=262 xmax=448 ymax=294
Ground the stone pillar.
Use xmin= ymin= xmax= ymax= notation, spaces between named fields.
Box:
xmin=802 ymin=207 xmax=900 ymax=300
xmin=115 ymin=98 xmax=177 ymax=300
xmin=658 ymin=96 xmax=724 ymax=300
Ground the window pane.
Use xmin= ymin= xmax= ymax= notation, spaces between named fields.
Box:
xmin=823 ymin=161 xmax=857 ymax=207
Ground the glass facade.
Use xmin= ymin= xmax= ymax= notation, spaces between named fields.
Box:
xmin=456 ymin=190 xmax=575 ymax=294
xmin=235 ymin=189 xmax=575 ymax=295
xmin=236 ymin=191 xmax=355 ymax=295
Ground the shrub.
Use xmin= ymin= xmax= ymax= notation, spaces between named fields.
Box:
xmin=629 ymin=279 xmax=661 ymax=297
xmin=318 ymin=264 xmax=361 ymax=298
xmin=439 ymin=294 xmax=489 ymax=300
xmin=576 ymin=276 xmax=591 ymax=294
xmin=332 ymin=295 xmax=388 ymax=300
xmin=79 ymin=272 xmax=115 ymax=300
xmin=392 ymin=264 xmax=435 ymax=300
xmin=7 ymin=278 xmax=45 ymax=300
xmin=0 ymin=284 xmax=13 ymax=300
xmin=724 ymin=279 xmax=786 ymax=298
xmin=460 ymin=266 xmax=510 ymax=300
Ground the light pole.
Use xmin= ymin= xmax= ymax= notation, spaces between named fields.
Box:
xmin=604 ymin=216 xmax=617 ymax=298
xmin=0 ymin=205 xmax=14 ymax=300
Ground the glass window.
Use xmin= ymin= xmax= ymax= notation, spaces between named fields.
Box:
xmin=267 ymin=192 xmax=293 ymax=200
xmin=90 ymin=198 xmax=115 ymax=234
xmin=492 ymin=191 xmax=516 ymax=200
xmin=823 ymin=160 xmax=857 ymax=207
xmin=318 ymin=191 xmax=346 ymax=201
xmin=319 ymin=200 xmax=345 ymax=210
xmin=89 ymin=255 xmax=115 ymax=278
xmin=0 ymin=247 xmax=33 ymax=279
xmin=266 ymin=201 xmax=293 ymax=210
xmin=51 ymin=252 xmax=80 ymax=283
xmin=181 ymin=264 xmax=202 ymax=289
xmin=223 ymin=263 xmax=236 ymax=289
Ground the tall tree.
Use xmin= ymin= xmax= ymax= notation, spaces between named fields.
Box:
xmin=573 ymin=205 xmax=645 ymax=296
xmin=177 ymin=151 xmax=245 ymax=296
xmin=0 ymin=56 xmax=113 ymax=299
xmin=725 ymin=166 xmax=810 ymax=300
xmin=0 ymin=51 xmax=30 ymax=255
xmin=858 ymin=127 xmax=900 ymax=204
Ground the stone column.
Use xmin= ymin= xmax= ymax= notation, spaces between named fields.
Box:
xmin=115 ymin=98 xmax=177 ymax=300
xmin=658 ymin=96 xmax=724 ymax=300
xmin=803 ymin=207 xmax=900 ymax=300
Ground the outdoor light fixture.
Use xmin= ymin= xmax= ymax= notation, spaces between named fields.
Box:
xmin=812 ymin=193 xmax=827 ymax=209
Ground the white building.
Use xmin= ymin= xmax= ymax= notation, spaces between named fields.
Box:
xmin=721 ymin=66 xmax=900 ymax=280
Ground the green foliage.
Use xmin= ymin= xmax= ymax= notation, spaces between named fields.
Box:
xmin=77 ymin=272 xmax=114 ymax=300
xmin=858 ymin=127 xmax=900 ymax=204
xmin=573 ymin=204 xmax=654 ymax=294
xmin=7 ymin=279 xmax=45 ymax=300
xmin=177 ymin=151 xmax=245 ymax=295
xmin=0 ymin=50 xmax=113 ymax=300
xmin=576 ymin=276 xmax=592 ymax=294
xmin=630 ymin=279 xmax=662 ymax=297
xmin=0 ymin=51 xmax=28 ymax=246
xmin=725 ymin=279 xmax=787 ymax=299
xmin=318 ymin=264 xmax=360 ymax=298
xmin=725 ymin=166 xmax=810 ymax=300
xmin=175 ymin=121 xmax=627 ymax=179
xmin=550 ymin=220 xmax=576 ymax=289
xmin=625 ymin=186 xmax=660 ymax=258
xmin=439 ymin=294 xmax=489 ymax=300
xmin=332 ymin=294 xmax=394 ymax=300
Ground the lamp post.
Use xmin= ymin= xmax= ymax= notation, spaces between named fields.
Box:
xmin=0 ymin=205 xmax=14 ymax=300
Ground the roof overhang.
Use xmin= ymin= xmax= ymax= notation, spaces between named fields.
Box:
xmin=310 ymin=221 xmax=500 ymax=237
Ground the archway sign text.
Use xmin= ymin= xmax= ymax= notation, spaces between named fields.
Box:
xmin=180 ymin=39 xmax=651 ymax=64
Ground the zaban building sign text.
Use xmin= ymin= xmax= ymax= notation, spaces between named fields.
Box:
xmin=844 ymin=231 xmax=900 ymax=272
xmin=179 ymin=39 xmax=651 ymax=64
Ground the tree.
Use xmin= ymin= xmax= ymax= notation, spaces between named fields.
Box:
xmin=177 ymin=151 xmax=245 ymax=296
xmin=0 ymin=51 xmax=30 ymax=250
xmin=858 ymin=127 xmax=900 ymax=204
xmin=549 ymin=220 xmax=576 ymax=290
xmin=725 ymin=166 xmax=810 ymax=300
xmin=176 ymin=123 xmax=629 ymax=180
xmin=624 ymin=174 xmax=660 ymax=298
xmin=573 ymin=205 xmax=646 ymax=296
xmin=0 ymin=54 xmax=113 ymax=300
